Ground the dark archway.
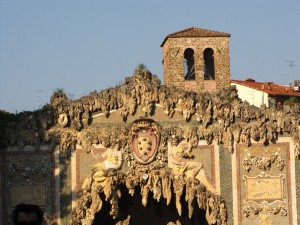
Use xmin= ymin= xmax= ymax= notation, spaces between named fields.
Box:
xmin=184 ymin=48 xmax=196 ymax=80
xmin=204 ymin=48 xmax=215 ymax=80
xmin=93 ymin=185 xmax=208 ymax=225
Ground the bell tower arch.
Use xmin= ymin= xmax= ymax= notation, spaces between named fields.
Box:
xmin=161 ymin=27 xmax=231 ymax=93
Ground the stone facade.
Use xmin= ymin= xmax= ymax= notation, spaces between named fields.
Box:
xmin=1 ymin=146 xmax=56 ymax=224
xmin=2 ymin=28 xmax=300 ymax=225
xmin=2 ymin=70 xmax=300 ymax=225
xmin=161 ymin=27 xmax=231 ymax=93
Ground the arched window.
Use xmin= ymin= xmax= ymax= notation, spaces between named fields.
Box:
xmin=204 ymin=48 xmax=215 ymax=80
xmin=184 ymin=48 xmax=195 ymax=80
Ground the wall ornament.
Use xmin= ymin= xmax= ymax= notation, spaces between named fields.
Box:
xmin=130 ymin=118 xmax=160 ymax=164
xmin=242 ymin=172 xmax=287 ymax=218
xmin=242 ymin=148 xmax=285 ymax=172
xmin=7 ymin=156 xmax=49 ymax=180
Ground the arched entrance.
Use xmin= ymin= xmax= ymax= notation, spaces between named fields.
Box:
xmin=72 ymin=118 xmax=226 ymax=225
xmin=93 ymin=185 xmax=209 ymax=225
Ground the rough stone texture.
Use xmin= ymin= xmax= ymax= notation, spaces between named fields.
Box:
xmin=162 ymin=36 xmax=230 ymax=93
xmin=2 ymin=70 xmax=300 ymax=225
xmin=219 ymin=145 xmax=233 ymax=225
xmin=59 ymin=154 xmax=72 ymax=225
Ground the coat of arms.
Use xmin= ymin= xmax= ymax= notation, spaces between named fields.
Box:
xmin=130 ymin=118 xmax=160 ymax=164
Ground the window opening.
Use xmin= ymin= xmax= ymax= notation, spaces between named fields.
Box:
xmin=184 ymin=48 xmax=195 ymax=80
xmin=204 ymin=48 xmax=215 ymax=80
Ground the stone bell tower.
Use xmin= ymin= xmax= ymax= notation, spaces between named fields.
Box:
xmin=161 ymin=27 xmax=231 ymax=93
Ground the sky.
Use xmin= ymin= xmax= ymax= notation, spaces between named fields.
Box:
xmin=0 ymin=0 xmax=299 ymax=113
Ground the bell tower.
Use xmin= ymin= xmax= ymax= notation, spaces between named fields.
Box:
xmin=161 ymin=27 xmax=231 ymax=93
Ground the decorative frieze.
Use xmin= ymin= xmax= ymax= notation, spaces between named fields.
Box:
xmin=242 ymin=148 xmax=285 ymax=172
xmin=7 ymin=156 xmax=49 ymax=180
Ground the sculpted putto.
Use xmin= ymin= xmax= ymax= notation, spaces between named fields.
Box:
xmin=168 ymin=135 xmax=218 ymax=194
xmin=92 ymin=139 xmax=123 ymax=184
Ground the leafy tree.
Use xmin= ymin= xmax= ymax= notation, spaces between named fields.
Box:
xmin=0 ymin=110 xmax=16 ymax=148
xmin=134 ymin=63 xmax=148 ymax=74
xmin=53 ymin=88 xmax=65 ymax=95
xmin=284 ymin=97 xmax=299 ymax=104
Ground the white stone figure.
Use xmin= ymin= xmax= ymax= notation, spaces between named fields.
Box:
xmin=92 ymin=140 xmax=123 ymax=183
xmin=168 ymin=136 xmax=218 ymax=194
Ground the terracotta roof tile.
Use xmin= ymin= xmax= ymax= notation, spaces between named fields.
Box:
xmin=231 ymin=79 xmax=300 ymax=97
xmin=160 ymin=27 xmax=231 ymax=47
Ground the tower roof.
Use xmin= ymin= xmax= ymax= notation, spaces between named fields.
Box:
xmin=160 ymin=27 xmax=231 ymax=47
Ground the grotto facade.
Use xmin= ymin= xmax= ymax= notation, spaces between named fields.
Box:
xmin=1 ymin=27 xmax=300 ymax=225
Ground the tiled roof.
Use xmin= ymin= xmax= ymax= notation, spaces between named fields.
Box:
xmin=231 ymin=79 xmax=300 ymax=97
xmin=160 ymin=27 xmax=231 ymax=47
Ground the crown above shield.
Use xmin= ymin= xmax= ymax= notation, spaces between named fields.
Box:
xmin=130 ymin=118 xmax=160 ymax=164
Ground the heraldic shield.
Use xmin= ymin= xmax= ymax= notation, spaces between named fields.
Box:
xmin=130 ymin=118 xmax=160 ymax=164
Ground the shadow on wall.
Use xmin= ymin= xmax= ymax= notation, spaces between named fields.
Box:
xmin=93 ymin=185 xmax=208 ymax=225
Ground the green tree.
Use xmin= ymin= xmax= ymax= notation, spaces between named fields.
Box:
xmin=284 ymin=97 xmax=298 ymax=104
xmin=134 ymin=63 xmax=148 ymax=74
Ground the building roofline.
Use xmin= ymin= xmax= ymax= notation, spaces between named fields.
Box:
xmin=160 ymin=27 xmax=231 ymax=47
xmin=231 ymin=79 xmax=300 ymax=97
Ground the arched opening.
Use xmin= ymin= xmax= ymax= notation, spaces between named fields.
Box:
xmin=93 ymin=185 xmax=209 ymax=225
xmin=184 ymin=48 xmax=195 ymax=80
xmin=203 ymin=48 xmax=215 ymax=80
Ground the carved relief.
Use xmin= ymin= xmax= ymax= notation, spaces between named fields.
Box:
xmin=242 ymin=200 xmax=287 ymax=218
xmin=2 ymin=151 xmax=52 ymax=225
xmin=91 ymin=139 xmax=123 ymax=186
xmin=7 ymin=156 xmax=49 ymax=180
xmin=238 ymin=143 xmax=291 ymax=225
xmin=167 ymin=135 xmax=217 ymax=195
xmin=258 ymin=213 xmax=272 ymax=225
xmin=3 ymin=71 xmax=300 ymax=160
xmin=2 ymin=69 xmax=300 ymax=225
xmin=75 ymin=128 xmax=223 ymax=225
xmin=130 ymin=118 xmax=160 ymax=164
xmin=242 ymin=148 xmax=285 ymax=172
xmin=244 ymin=172 xmax=284 ymax=201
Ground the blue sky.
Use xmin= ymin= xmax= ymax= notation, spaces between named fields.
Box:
xmin=0 ymin=0 xmax=299 ymax=113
